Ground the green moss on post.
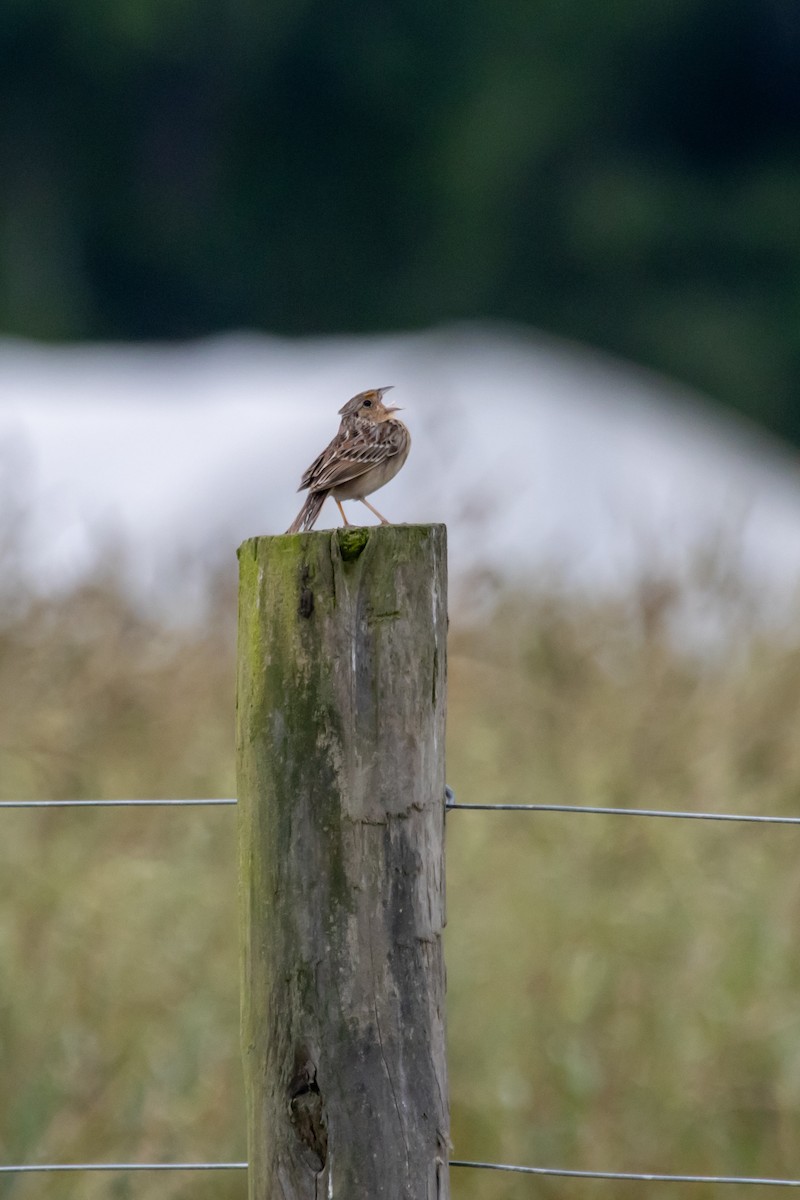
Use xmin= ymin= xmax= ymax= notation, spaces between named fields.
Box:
xmin=237 ymin=524 xmax=450 ymax=1199
xmin=335 ymin=526 xmax=370 ymax=560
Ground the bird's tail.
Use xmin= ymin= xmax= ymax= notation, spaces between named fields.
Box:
xmin=285 ymin=491 xmax=328 ymax=534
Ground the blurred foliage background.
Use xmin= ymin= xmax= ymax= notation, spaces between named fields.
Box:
xmin=2 ymin=0 xmax=800 ymax=438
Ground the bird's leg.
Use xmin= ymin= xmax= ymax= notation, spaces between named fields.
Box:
xmin=335 ymin=497 xmax=350 ymax=526
xmin=359 ymin=497 xmax=390 ymax=525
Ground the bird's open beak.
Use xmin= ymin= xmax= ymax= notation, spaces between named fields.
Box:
xmin=378 ymin=385 xmax=400 ymax=412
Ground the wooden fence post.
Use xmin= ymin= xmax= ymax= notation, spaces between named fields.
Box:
xmin=236 ymin=524 xmax=449 ymax=1199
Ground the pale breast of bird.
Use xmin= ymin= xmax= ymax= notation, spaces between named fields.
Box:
xmin=331 ymin=418 xmax=411 ymax=501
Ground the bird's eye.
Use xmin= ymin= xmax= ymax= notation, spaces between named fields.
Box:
xmin=362 ymin=399 xmax=373 ymax=408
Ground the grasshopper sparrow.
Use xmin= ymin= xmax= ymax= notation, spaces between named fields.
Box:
xmin=286 ymin=387 xmax=411 ymax=533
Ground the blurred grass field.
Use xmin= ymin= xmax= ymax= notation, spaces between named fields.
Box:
xmin=2 ymin=535 xmax=800 ymax=1199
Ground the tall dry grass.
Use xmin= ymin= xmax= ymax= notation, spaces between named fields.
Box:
xmin=2 ymin=537 xmax=800 ymax=1198
xmin=0 ymin=552 xmax=242 ymax=1200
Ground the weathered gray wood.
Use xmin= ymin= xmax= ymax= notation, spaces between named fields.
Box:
xmin=236 ymin=524 xmax=449 ymax=1200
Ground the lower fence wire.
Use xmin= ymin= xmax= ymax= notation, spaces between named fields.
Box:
xmin=451 ymin=1161 xmax=800 ymax=1186
xmin=3 ymin=1162 xmax=800 ymax=1186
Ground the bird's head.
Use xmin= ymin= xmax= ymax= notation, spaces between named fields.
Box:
xmin=338 ymin=387 xmax=400 ymax=421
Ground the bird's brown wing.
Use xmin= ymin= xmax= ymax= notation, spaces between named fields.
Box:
xmin=299 ymin=421 xmax=406 ymax=493
xmin=298 ymin=441 xmax=335 ymax=491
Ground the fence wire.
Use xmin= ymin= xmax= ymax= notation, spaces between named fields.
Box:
xmin=445 ymin=798 xmax=800 ymax=825
xmin=4 ymin=792 xmax=799 ymax=824
xmin=4 ymin=1161 xmax=800 ymax=1186
xmin=451 ymin=1161 xmax=800 ymax=1186
xmin=0 ymin=1162 xmax=247 ymax=1173
xmin=0 ymin=798 xmax=236 ymax=808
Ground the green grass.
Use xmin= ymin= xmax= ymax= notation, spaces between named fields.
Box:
xmin=2 ymin=551 xmax=800 ymax=1197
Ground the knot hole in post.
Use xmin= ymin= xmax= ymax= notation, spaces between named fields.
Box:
xmin=288 ymin=1049 xmax=328 ymax=1172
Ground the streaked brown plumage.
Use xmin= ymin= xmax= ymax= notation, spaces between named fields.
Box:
xmin=286 ymin=387 xmax=411 ymax=534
